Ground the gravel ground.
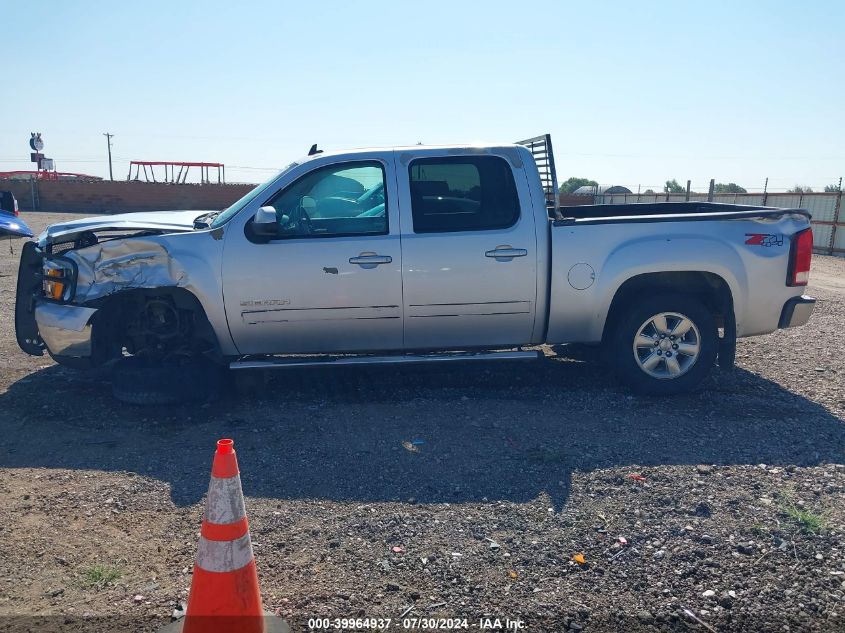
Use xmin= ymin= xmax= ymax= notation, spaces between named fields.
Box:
xmin=0 ymin=212 xmax=843 ymax=632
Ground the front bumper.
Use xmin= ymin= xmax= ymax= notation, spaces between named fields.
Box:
xmin=34 ymin=302 xmax=97 ymax=357
xmin=778 ymin=295 xmax=816 ymax=329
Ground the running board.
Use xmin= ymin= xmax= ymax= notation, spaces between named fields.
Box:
xmin=230 ymin=350 xmax=540 ymax=370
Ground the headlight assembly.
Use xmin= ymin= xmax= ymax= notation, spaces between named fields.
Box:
xmin=42 ymin=259 xmax=76 ymax=302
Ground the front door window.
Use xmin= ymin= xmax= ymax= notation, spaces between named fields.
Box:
xmin=263 ymin=162 xmax=387 ymax=238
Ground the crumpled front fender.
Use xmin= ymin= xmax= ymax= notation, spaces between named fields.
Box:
xmin=43 ymin=229 xmax=236 ymax=357
xmin=67 ymin=238 xmax=190 ymax=303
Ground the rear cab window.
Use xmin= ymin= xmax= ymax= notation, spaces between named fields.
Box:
xmin=408 ymin=155 xmax=520 ymax=233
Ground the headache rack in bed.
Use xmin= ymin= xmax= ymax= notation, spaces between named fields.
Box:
xmin=516 ymin=134 xmax=561 ymax=219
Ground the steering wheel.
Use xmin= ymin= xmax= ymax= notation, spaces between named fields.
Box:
xmin=297 ymin=200 xmax=315 ymax=234
xmin=278 ymin=199 xmax=314 ymax=235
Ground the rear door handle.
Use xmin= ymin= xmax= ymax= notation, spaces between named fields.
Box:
xmin=485 ymin=246 xmax=528 ymax=260
xmin=349 ymin=252 xmax=392 ymax=268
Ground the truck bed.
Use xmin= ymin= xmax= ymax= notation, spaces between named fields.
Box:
xmin=545 ymin=207 xmax=812 ymax=347
xmin=555 ymin=201 xmax=811 ymax=222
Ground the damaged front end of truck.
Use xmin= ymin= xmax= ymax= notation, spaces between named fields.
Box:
xmin=15 ymin=211 xmax=225 ymax=373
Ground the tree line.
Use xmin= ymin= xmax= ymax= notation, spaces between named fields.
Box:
xmin=559 ymin=177 xmax=842 ymax=195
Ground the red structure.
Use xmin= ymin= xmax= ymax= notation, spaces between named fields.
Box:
xmin=128 ymin=161 xmax=225 ymax=184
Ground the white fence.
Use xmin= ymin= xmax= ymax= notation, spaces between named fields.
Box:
xmin=592 ymin=192 xmax=844 ymax=255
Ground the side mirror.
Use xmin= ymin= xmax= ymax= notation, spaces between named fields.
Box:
xmin=251 ymin=206 xmax=278 ymax=237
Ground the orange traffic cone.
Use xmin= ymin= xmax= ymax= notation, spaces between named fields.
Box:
xmin=182 ymin=438 xmax=265 ymax=633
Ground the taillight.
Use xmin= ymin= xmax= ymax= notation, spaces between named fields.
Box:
xmin=787 ymin=228 xmax=813 ymax=286
xmin=13 ymin=199 xmax=19 ymax=216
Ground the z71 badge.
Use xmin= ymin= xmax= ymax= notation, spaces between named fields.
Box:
xmin=745 ymin=233 xmax=784 ymax=247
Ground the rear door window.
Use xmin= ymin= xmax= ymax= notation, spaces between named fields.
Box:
xmin=408 ymin=156 xmax=520 ymax=233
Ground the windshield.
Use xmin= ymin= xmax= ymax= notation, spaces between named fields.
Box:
xmin=209 ymin=162 xmax=299 ymax=228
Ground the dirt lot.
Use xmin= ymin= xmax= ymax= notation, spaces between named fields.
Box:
xmin=0 ymin=212 xmax=843 ymax=632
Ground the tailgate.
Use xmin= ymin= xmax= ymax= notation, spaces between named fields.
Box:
xmin=15 ymin=240 xmax=45 ymax=355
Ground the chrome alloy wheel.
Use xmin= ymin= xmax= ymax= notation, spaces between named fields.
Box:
xmin=632 ymin=312 xmax=701 ymax=379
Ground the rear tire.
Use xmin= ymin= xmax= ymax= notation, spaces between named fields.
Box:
xmin=611 ymin=293 xmax=717 ymax=395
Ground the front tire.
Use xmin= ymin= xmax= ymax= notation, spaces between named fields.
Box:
xmin=611 ymin=294 xmax=717 ymax=395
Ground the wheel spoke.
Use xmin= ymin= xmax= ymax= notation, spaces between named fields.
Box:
xmin=641 ymin=352 xmax=662 ymax=371
xmin=671 ymin=317 xmax=693 ymax=337
xmin=676 ymin=341 xmax=700 ymax=357
xmin=634 ymin=312 xmax=701 ymax=379
xmin=652 ymin=314 xmax=669 ymax=334
xmin=665 ymin=355 xmax=682 ymax=376
xmin=635 ymin=334 xmax=656 ymax=348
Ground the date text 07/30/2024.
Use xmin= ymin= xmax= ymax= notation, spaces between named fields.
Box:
xmin=307 ymin=616 xmax=526 ymax=630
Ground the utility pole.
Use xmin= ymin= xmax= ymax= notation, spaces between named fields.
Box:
xmin=103 ymin=133 xmax=114 ymax=181
xmin=831 ymin=177 xmax=843 ymax=255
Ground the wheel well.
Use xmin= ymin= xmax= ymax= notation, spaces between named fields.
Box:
xmin=602 ymin=271 xmax=733 ymax=343
xmin=88 ymin=287 xmax=222 ymax=364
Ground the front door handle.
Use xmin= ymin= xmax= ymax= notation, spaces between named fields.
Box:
xmin=349 ymin=252 xmax=392 ymax=268
xmin=485 ymin=246 xmax=528 ymax=260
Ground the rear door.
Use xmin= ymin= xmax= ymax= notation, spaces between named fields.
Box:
xmin=397 ymin=151 xmax=538 ymax=349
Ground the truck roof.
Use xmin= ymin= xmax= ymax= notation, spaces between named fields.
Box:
xmin=297 ymin=142 xmax=525 ymax=161
xmin=295 ymin=134 xmax=559 ymax=214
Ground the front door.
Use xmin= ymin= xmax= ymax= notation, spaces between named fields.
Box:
xmin=222 ymin=155 xmax=403 ymax=355
xmin=397 ymin=153 xmax=538 ymax=350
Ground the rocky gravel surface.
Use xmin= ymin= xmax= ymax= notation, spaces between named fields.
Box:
xmin=0 ymin=212 xmax=843 ymax=632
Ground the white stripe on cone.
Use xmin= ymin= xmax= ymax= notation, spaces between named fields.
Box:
xmin=196 ymin=533 xmax=254 ymax=573
xmin=205 ymin=474 xmax=247 ymax=525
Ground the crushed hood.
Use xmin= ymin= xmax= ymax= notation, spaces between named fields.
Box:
xmin=38 ymin=210 xmax=209 ymax=246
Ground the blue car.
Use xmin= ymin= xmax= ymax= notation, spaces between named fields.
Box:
xmin=0 ymin=213 xmax=33 ymax=238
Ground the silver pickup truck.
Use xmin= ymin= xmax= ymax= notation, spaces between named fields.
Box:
xmin=15 ymin=135 xmax=815 ymax=400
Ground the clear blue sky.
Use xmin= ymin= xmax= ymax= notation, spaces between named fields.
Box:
xmin=2 ymin=0 xmax=843 ymax=192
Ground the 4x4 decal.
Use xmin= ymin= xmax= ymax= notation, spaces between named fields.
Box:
xmin=745 ymin=233 xmax=784 ymax=247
